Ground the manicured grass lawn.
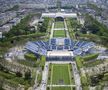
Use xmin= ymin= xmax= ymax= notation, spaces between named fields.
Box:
xmin=53 ymin=30 xmax=66 ymax=37
xmin=47 ymin=64 xmax=75 ymax=90
xmin=49 ymin=64 xmax=72 ymax=85
xmin=51 ymin=87 xmax=72 ymax=90
xmin=54 ymin=21 xmax=64 ymax=28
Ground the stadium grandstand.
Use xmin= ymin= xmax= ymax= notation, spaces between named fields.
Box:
xmin=25 ymin=12 xmax=95 ymax=61
xmin=25 ymin=38 xmax=95 ymax=61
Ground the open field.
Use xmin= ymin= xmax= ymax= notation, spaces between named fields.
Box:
xmin=54 ymin=21 xmax=64 ymax=28
xmin=53 ymin=30 xmax=66 ymax=37
xmin=48 ymin=64 xmax=74 ymax=85
xmin=51 ymin=64 xmax=70 ymax=84
xmin=47 ymin=64 xmax=75 ymax=90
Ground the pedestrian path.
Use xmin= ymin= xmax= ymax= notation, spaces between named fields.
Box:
xmin=41 ymin=63 xmax=49 ymax=90
xmin=50 ymin=22 xmax=54 ymax=39
xmin=53 ymin=28 xmax=66 ymax=30
xmin=47 ymin=85 xmax=76 ymax=87
xmin=64 ymin=19 xmax=70 ymax=38
xmin=72 ymin=61 xmax=82 ymax=90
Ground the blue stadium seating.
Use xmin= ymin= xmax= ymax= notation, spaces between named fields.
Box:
xmin=64 ymin=45 xmax=69 ymax=50
xmin=64 ymin=38 xmax=71 ymax=45
xmin=25 ymin=38 xmax=95 ymax=56
xmin=73 ymin=48 xmax=82 ymax=55
xmin=50 ymin=38 xmax=56 ymax=45
xmin=52 ymin=45 xmax=56 ymax=50
xmin=57 ymin=46 xmax=64 ymax=50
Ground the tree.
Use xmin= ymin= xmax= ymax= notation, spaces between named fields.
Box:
xmin=24 ymin=70 xmax=31 ymax=80
xmin=0 ymin=77 xmax=4 ymax=90
xmin=16 ymin=71 xmax=22 ymax=77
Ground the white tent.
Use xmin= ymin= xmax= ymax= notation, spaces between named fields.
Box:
xmin=42 ymin=12 xmax=77 ymax=18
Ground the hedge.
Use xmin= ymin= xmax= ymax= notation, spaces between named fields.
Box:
xmin=40 ymin=56 xmax=46 ymax=70
xmin=76 ymin=56 xmax=83 ymax=69
xmin=83 ymin=53 xmax=99 ymax=62
xmin=24 ymin=53 xmax=37 ymax=61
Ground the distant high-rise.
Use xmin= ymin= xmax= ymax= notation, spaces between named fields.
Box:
xmin=44 ymin=0 xmax=49 ymax=12
xmin=56 ymin=0 xmax=61 ymax=11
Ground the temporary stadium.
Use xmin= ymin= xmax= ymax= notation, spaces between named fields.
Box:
xmin=25 ymin=12 xmax=95 ymax=61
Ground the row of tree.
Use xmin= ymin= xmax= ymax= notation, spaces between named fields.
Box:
xmin=5 ymin=14 xmax=35 ymax=38
xmin=37 ymin=18 xmax=50 ymax=32
xmin=0 ymin=59 xmax=35 ymax=89
xmin=83 ymin=14 xmax=108 ymax=47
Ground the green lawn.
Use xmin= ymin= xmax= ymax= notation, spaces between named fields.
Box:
xmin=53 ymin=30 xmax=66 ymax=37
xmin=47 ymin=64 xmax=75 ymax=90
xmin=54 ymin=21 xmax=64 ymax=28
xmin=49 ymin=64 xmax=73 ymax=85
